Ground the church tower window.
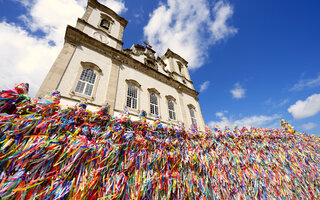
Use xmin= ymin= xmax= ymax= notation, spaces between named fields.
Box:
xmin=177 ymin=61 xmax=184 ymax=76
xmin=100 ymin=19 xmax=110 ymax=31
xmin=98 ymin=14 xmax=114 ymax=34
xmin=126 ymin=84 xmax=138 ymax=109
xmin=168 ymin=99 xmax=176 ymax=120
xmin=150 ymin=93 xmax=159 ymax=115
xmin=75 ymin=68 xmax=96 ymax=96
xmin=177 ymin=62 xmax=182 ymax=72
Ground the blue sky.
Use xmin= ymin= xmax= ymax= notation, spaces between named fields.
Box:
xmin=0 ymin=0 xmax=319 ymax=135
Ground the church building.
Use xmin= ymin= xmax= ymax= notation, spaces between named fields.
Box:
xmin=36 ymin=0 xmax=205 ymax=130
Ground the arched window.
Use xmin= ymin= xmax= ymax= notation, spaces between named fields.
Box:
xmin=100 ymin=19 xmax=110 ymax=31
xmin=99 ymin=14 xmax=114 ymax=33
xmin=189 ymin=107 xmax=197 ymax=126
xmin=168 ymin=99 xmax=176 ymax=120
xmin=75 ymin=68 xmax=96 ymax=96
xmin=150 ymin=92 xmax=158 ymax=115
xmin=126 ymin=84 xmax=137 ymax=109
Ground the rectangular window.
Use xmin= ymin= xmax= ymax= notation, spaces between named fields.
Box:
xmin=168 ymin=99 xmax=176 ymax=120
xmin=126 ymin=84 xmax=137 ymax=109
xmin=150 ymin=93 xmax=158 ymax=115
xmin=75 ymin=81 xmax=85 ymax=93
xmin=84 ymin=84 xmax=94 ymax=96
xmin=75 ymin=68 xmax=96 ymax=96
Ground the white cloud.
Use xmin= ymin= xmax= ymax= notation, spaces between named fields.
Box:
xmin=230 ymin=82 xmax=245 ymax=99
xmin=0 ymin=0 xmax=126 ymax=96
xmin=16 ymin=0 xmax=127 ymax=14
xmin=132 ymin=6 xmax=145 ymax=24
xmin=208 ymin=112 xmax=280 ymax=129
xmin=99 ymin=0 xmax=127 ymax=14
xmin=210 ymin=1 xmax=237 ymax=41
xmin=215 ymin=110 xmax=228 ymax=118
xmin=288 ymin=93 xmax=320 ymax=119
xmin=216 ymin=112 xmax=224 ymax=117
xmin=0 ymin=21 xmax=59 ymax=97
xmin=209 ymin=112 xmax=232 ymax=128
xmin=13 ymin=0 xmax=32 ymax=7
xmin=143 ymin=0 xmax=237 ymax=69
xmin=265 ymin=98 xmax=289 ymax=108
xmin=279 ymin=99 xmax=289 ymax=107
xmin=291 ymin=74 xmax=320 ymax=91
xmin=199 ymin=80 xmax=210 ymax=92
xmin=301 ymin=122 xmax=317 ymax=130
xmin=21 ymin=0 xmax=85 ymax=45
xmin=236 ymin=115 xmax=280 ymax=128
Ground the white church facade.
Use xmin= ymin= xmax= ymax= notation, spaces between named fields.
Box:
xmin=37 ymin=0 xmax=205 ymax=130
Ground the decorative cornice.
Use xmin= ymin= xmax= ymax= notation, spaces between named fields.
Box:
xmin=187 ymin=104 xmax=196 ymax=109
xmin=81 ymin=61 xmax=102 ymax=72
xmin=147 ymin=88 xmax=160 ymax=95
xmin=125 ymin=79 xmax=141 ymax=88
xmin=144 ymin=58 xmax=158 ymax=70
xmin=64 ymin=26 xmax=199 ymax=98
xmin=88 ymin=0 xmax=128 ymax=27
xmin=165 ymin=95 xmax=176 ymax=101
xmin=156 ymin=57 xmax=167 ymax=68
xmin=62 ymin=94 xmax=96 ymax=103
xmin=171 ymin=71 xmax=193 ymax=84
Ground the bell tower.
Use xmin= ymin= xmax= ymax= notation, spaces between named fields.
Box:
xmin=75 ymin=0 xmax=127 ymax=50
xmin=36 ymin=0 xmax=127 ymax=112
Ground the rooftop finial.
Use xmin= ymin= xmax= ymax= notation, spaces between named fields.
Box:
xmin=143 ymin=41 xmax=152 ymax=48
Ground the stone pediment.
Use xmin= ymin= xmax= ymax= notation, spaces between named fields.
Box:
xmin=162 ymin=48 xmax=188 ymax=67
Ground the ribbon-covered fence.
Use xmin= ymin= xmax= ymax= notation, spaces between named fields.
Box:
xmin=0 ymin=83 xmax=319 ymax=199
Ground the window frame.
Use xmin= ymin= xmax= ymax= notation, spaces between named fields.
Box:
xmin=98 ymin=14 xmax=114 ymax=34
xmin=188 ymin=104 xmax=197 ymax=127
xmin=70 ymin=62 xmax=101 ymax=101
xmin=124 ymin=79 xmax=141 ymax=113
xmin=126 ymin=84 xmax=138 ymax=109
xmin=166 ymin=95 xmax=177 ymax=121
xmin=100 ymin=19 xmax=111 ymax=31
xmin=147 ymin=88 xmax=161 ymax=118
xmin=75 ymin=68 xmax=96 ymax=96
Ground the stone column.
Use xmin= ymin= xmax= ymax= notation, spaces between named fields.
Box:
xmin=176 ymin=88 xmax=188 ymax=128
xmin=82 ymin=4 xmax=94 ymax=22
xmin=36 ymin=42 xmax=77 ymax=98
xmin=169 ymin=57 xmax=175 ymax=73
xmin=105 ymin=59 xmax=121 ymax=114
